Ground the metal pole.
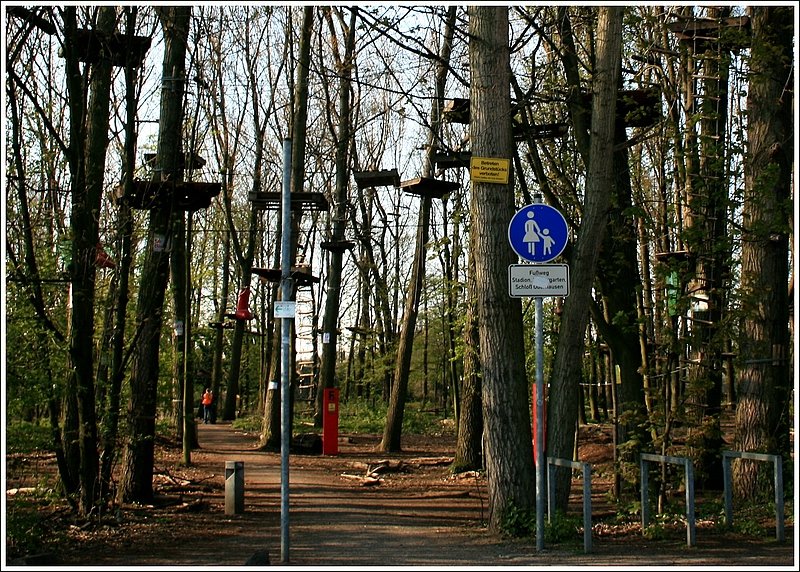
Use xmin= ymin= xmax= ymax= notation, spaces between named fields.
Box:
xmin=582 ymin=462 xmax=592 ymax=553
xmin=535 ymin=295 xmax=545 ymax=551
xmin=280 ymin=138 xmax=292 ymax=563
xmin=774 ymin=455 xmax=784 ymax=542
xmin=685 ymin=459 xmax=696 ymax=547
xmin=533 ymin=191 xmax=545 ymax=551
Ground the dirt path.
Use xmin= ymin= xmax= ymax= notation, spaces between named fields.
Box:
xmin=183 ymin=422 xmax=517 ymax=567
xmin=47 ymin=422 xmax=795 ymax=568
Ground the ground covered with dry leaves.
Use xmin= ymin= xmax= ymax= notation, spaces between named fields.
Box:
xmin=5 ymin=421 xmax=796 ymax=568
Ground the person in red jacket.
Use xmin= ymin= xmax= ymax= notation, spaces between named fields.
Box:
xmin=202 ymin=388 xmax=214 ymax=424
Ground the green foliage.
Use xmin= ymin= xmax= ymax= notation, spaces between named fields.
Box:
xmin=6 ymin=420 xmax=53 ymax=454
xmin=5 ymin=498 xmax=66 ymax=559
xmin=499 ymin=503 xmax=536 ymax=538
xmin=338 ymin=398 xmax=387 ymax=433
xmin=733 ymin=517 xmax=769 ymax=538
xmin=338 ymin=399 xmax=453 ymax=436
xmin=231 ymin=414 xmax=263 ymax=433
xmin=642 ymin=522 xmax=668 ymax=540
xmin=229 ymin=399 xmax=450 ymax=438
xmin=403 ymin=405 xmax=454 ymax=436
xmin=727 ymin=499 xmax=784 ymax=538
xmin=613 ymin=497 xmax=641 ymax=521
xmin=545 ymin=511 xmax=583 ymax=545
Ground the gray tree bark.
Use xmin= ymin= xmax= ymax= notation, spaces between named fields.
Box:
xmin=119 ymin=6 xmax=191 ymax=504
xmin=469 ymin=5 xmax=535 ymax=533
xmin=547 ymin=6 xmax=622 ymax=513
xmin=733 ymin=5 xmax=793 ymax=498
xmin=101 ymin=6 xmax=142 ymax=501
xmin=64 ymin=5 xmax=117 ymax=515
xmin=452 ymin=229 xmax=483 ymax=472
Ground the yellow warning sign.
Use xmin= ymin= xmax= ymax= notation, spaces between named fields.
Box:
xmin=469 ymin=156 xmax=510 ymax=184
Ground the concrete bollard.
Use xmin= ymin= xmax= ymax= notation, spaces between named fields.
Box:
xmin=225 ymin=460 xmax=244 ymax=515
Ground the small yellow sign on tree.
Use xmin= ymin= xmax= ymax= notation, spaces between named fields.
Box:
xmin=469 ymin=156 xmax=510 ymax=184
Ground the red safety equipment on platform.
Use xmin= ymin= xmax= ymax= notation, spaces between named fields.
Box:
xmin=95 ymin=242 xmax=116 ymax=269
xmin=532 ymin=384 xmax=547 ymax=465
xmin=235 ymin=287 xmax=254 ymax=320
xmin=322 ymin=388 xmax=339 ymax=456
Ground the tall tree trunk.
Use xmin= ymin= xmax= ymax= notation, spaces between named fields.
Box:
xmin=440 ymin=194 xmax=461 ymax=422
xmin=222 ymin=174 xmax=262 ymax=420
xmin=452 ymin=230 xmax=483 ymax=472
xmin=210 ymin=216 xmax=231 ymax=398
xmin=379 ymin=6 xmax=457 ymax=452
xmin=316 ymin=6 xmax=358 ymax=426
xmin=260 ymin=6 xmax=314 ymax=449
xmin=65 ymin=5 xmax=117 ymax=515
xmin=100 ymin=5 xmax=140 ymax=502
xmin=181 ymin=211 xmax=199 ymax=460
xmin=171 ymin=210 xmax=188 ymax=432
xmin=547 ymin=6 xmax=622 ymax=513
xmin=733 ymin=5 xmax=793 ymax=498
xmin=469 ymin=5 xmax=534 ymax=533
xmin=591 ymin=117 xmax=649 ymax=490
xmin=683 ymin=6 xmax=732 ymax=489
xmin=118 ymin=6 xmax=191 ymax=504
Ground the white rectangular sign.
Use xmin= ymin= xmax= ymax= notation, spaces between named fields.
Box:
xmin=273 ymin=301 xmax=296 ymax=319
xmin=509 ymin=264 xmax=570 ymax=297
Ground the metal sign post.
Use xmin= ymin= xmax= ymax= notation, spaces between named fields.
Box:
xmin=534 ymin=295 xmax=545 ymax=551
xmin=507 ymin=198 xmax=569 ymax=552
xmin=280 ymin=138 xmax=292 ymax=563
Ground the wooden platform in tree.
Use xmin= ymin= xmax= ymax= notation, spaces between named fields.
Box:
xmin=248 ymin=191 xmax=329 ymax=211
xmin=432 ymin=151 xmax=472 ymax=170
xmin=68 ymin=28 xmax=151 ymax=67
xmin=321 ymin=240 xmax=355 ymax=252
xmin=252 ymin=266 xmax=320 ymax=285
xmin=144 ymin=152 xmax=207 ymax=170
xmin=513 ymin=122 xmax=570 ymax=141
xmin=667 ymin=15 xmax=750 ymax=49
xmin=655 ymin=250 xmax=692 ymax=264
xmin=353 ymin=169 xmax=400 ymax=189
xmin=400 ymin=177 xmax=459 ymax=199
xmin=114 ymin=180 xmax=221 ymax=211
xmin=443 ymin=97 xmax=569 ymax=141
xmin=346 ymin=326 xmax=374 ymax=337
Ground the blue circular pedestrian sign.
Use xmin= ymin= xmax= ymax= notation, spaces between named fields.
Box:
xmin=508 ymin=203 xmax=568 ymax=263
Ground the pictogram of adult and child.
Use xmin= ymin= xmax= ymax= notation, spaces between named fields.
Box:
xmin=523 ymin=210 xmax=556 ymax=257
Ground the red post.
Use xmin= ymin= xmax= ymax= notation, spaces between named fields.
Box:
xmin=322 ymin=388 xmax=339 ymax=456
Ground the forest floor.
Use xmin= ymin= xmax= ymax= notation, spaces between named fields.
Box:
xmin=5 ymin=420 xmax=797 ymax=569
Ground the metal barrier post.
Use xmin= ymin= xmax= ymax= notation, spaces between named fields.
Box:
xmin=546 ymin=456 xmax=593 ymax=553
xmin=225 ymin=460 xmax=244 ymax=515
xmin=723 ymin=452 xmax=733 ymax=526
xmin=684 ymin=458 xmax=695 ymax=547
xmin=640 ymin=456 xmax=649 ymax=530
xmin=582 ymin=462 xmax=592 ymax=552
xmin=640 ymin=453 xmax=695 ymax=547
xmin=722 ymin=451 xmax=784 ymax=542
